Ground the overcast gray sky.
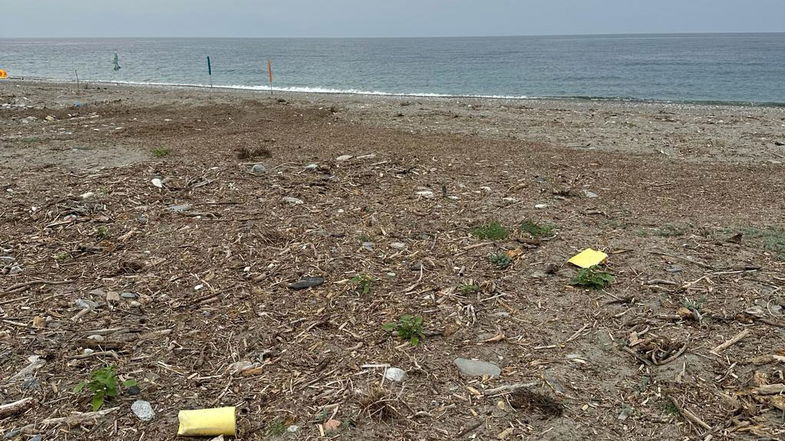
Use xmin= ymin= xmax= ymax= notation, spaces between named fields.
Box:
xmin=2 ymin=0 xmax=784 ymax=38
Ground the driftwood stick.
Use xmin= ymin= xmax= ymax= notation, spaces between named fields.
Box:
xmin=3 ymin=279 xmax=73 ymax=295
xmin=711 ymin=329 xmax=750 ymax=354
xmin=0 ymin=397 xmax=34 ymax=418
xmin=668 ymin=396 xmax=711 ymax=431
xmin=22 ymin=407 xmax=119 ymax=433
xmin=484 ymin=382 xmax=539 ymax=396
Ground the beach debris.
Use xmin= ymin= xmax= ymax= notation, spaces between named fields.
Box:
xmin=454 ymin=358 xmax=501 ymax=377
xmin=177 ymin=407 xmax=236 ymax=437
xmin=583 ymin=190 xmax=599 ymax=198
xmin=167 ymin=204 xmax=192 ymax=213
xmin=568 ymin=248 xmax=608 ymax=268
xmin=151 ymin=178 xmax=163 ymax=188
xmin=0 ymin=397 xmax=34 ymax=418
xmin=384 ymin=367 xmax=407 ymax=382
xmin=287 ymin=425 xmax=300 ymax=433
xmin=711 ymin=329 xmax=751 ymax=354
xmin=415 ymin=190 xmax=434 ymax=198
xmin=9 ymin=356 xmax=46 ymax=382
xmin=45 ymin=115 xmax=56 ymax=121
xmin=356 ymin=153 xmax=376 ymax=160
xmin=282 ymin=196 xmax=304 ymax=205
xmin=389 ymin=242 xmax=407 ymax=250
xmin=288 ymin=276 xmax=325 ymax=290
xmin=227 ymin=361 xmax=261 ymax=375
xmin=250 ymin=163 xmax=266 ymax=174
xmin=305 ymin=163 xmax=319 ymax=170
xmin=323 ymin=419 xmax=341 ymax=432
xmin=534 ymin=203 xmax=548 ymax=209
xmin=131 ymin=400 xmax=155 ymax=422
xmin=17 ymin=407 xmax=120 ymax=433
xmin=336 ymin=154 xmax=353 ymax=161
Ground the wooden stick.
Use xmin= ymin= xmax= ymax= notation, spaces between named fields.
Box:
xmin=668 ymin=396 xmax=711 ymax=431
xmin=22 ymin=407 xmax=119 ymax=433
xmin=0 ymin=397 xmax=34 ymax=418
xmin=484 ymin=382 xmax=539 ymax=396
xmin=3 ymin=279 xmax=73 ymax=295
xmin=711 ymin=329 xmax=750 ymax=354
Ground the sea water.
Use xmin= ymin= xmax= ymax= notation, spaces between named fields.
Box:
xmin=1 ymin=34 xmax=784 ymax=104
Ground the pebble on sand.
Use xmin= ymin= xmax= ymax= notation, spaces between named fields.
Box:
xmin=131 ymin=400 xmax=155 ymax=422
xmin=454 ymin=358 xmax=501 ymax=377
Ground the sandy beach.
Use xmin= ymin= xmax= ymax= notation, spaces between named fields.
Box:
xmin=1 ymin=79 xmax=784 ymax=440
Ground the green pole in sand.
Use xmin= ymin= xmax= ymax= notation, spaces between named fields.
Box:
xmin=206 ymin=56 xmax=212 ymax=88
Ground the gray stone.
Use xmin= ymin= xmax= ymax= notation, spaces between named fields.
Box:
xmin=131 ymin=400 xmax=155 ymax=422
xmin=250 ymin=164 xmax=266 ymax=174
xmin=415 ymin=190 xmax=434 ymax=198
xmin=389 ymin=242 xmax=406 ymax=250
xmin=289 ymin=277 xmax=325 ymax=290
xmin=384 ymin=367 xmax=407 ymax=382
xmin=454 ymin=358 xmax=501 ymax=377
xmin=29 ymin=435 xmax=42 ymax=441
xmin=121 ymin=292 xmax=139 ymax=299
xmin=167 ymin=204 xmax=192 ymax=213
xmin=282 ymin=196 xmax=304 ymax=205
xmin=361 ymin=242 xmax=374 ymax=250
xmin=3 ymin=429 xmax=21 ymax=440
xmin=74 ymin=298 xmax=98 ymax=310
xmin=583 ymin=190 xmax=599 ymax=198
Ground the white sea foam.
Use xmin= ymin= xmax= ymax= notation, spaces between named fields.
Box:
xmin=103 ymin=79 xmax=534 ymax=100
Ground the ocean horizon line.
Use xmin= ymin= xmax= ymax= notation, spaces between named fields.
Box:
xmin=3 ymin=31 xmax=784 ymax=40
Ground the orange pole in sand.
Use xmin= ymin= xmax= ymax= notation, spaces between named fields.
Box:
xmin=267 ymin=60 xmax=273 ymax=95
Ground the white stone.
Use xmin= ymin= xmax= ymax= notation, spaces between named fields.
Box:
xmin=336 ymin=154 xmax=353 ymax=161
xmin=131 ymin=400 xmax=155 ymax=422
xmin=384 ymin=367 xmax=407 ymax=382
xmin=282 ymin=197 xmax=304 ymax=205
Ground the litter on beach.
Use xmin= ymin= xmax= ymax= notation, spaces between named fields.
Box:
xmin=568 ymin=248 xmax=608 ymax=268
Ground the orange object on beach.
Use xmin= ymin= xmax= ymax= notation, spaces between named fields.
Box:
xmin=0 ymin=69 xmax=8 ymax=79
xmin=267 ymin=60 xmax=273 ymax=84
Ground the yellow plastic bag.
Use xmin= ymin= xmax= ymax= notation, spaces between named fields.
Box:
xmin=177 ymin=407 xmax=236 ymax=437
xmin=568 ymin=248 xmax=607 ymax=268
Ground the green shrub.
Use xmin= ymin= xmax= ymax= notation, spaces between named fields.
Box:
xmin=571 ymin=266 xmax=614 ymax=289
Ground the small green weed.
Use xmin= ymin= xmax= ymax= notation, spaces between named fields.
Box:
xmin=663 ymin=399 xmax=680 ymax=417
xmin=655 ymin=224 xmax=686 ymax=237
xmin=351 ymin=274 xmax=375 ymax=295
xmin=74 ymin=366 xmax=137 ymax=411
xmin=151 ymin=147 xmax=171 ymax=158
xmin=740 ymin=227 xmax=785 ymax=260
xmin=457 ymin=283 xmax=481 ymax=295
xmin=383 ymin=314 xmax=425 ymax=346
xmin=358 ymin=233 xmax=371 ymax=244
xmin=571 ymin=266 xmax=614 ymax=289
xmin=520 ymin=220 xmax=554 ymax=238
xmin=95 ymin=225 xmax=110 ymax=240
xmin=53 ymin=251 xmax=71 ymax=262
xmin=265 ymin=418 xmax=287 ymax=437
xmin=489 ymin=252 xmax=512 ymax=269
xmin=471 ymin=222 xmax=509 ymax=240
xmin=681 ymin=297 xmax=704 ymax=312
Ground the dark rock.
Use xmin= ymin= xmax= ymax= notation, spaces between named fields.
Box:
xmin=288 ymin=277 xmax=325 ymax=290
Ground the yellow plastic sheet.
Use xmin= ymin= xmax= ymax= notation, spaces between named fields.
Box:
xmin=177 ymin=407 xmax=236 ymax=437
xmin=568 ymin=248 xmax=607 ymax=268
